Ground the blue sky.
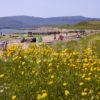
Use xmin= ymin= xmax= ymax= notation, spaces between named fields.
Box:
xmin=0 ymin=0 xmax=100 ymax=18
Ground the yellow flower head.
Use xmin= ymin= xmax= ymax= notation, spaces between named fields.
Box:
xmin=85 ymin=77 xmax=91 ymax=81
xmin=84 ymin=88 xmax=88 ymax=92
xmin=51 ymin=75 xmax=54 ymax=79
xmin=81 ymin=74 xmax=85 ymax=78
xmin=21 ymin=71 xmax=24 ymax=75
xmin=48 ymin=63 xmax=52 ymax=67
xmin=42 ymin=92 xmax=48 ymax=98
xmin=79 ymin=82 xmax=84 ymax=86
xmin=0 ymin=74 xmax=4 ymax=79
xmin=37 ymin=92 xmax=48 ymax=100
xmin=81 ymin=92 xmax=87 ymax=96
xmin=48 ymin=81 xmax=53 ymax=85
xmin=63 ymin=82 xmax=68 ymax=86
xmin=65 ymin=90 xmax=70 ymax=96
xmin=11 ymin=95 xmax=16 ymax=100
xmin=37 ymin=60 xmax=41 ymax=64
xmin=22 ymin=62 xmax=25 ymax=65
xmin=37 ymin=94 xmax=41 ymax=100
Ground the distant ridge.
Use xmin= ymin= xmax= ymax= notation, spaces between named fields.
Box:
xmin=0 ymin=16 xmax=100 ymax=29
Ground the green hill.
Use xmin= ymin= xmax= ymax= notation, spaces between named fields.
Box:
xmin=74 ymin=20 xmax=100 ymax=29
xmin=60 ymin=20 xmax=100 ymax=30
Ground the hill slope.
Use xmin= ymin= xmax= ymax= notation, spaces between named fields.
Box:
xmin=0 ymin=16 xmax=100 ymax=29
xmin=73 ymin=20 xmax=100 ymax=29
xmin=60 ymin=20 xmax=100 ymax=30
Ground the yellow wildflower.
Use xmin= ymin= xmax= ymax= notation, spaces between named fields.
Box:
xmin=85 ymin=77 xmax=91 ymax=81
xmin=36 ymin=94 xmax=41 ymax=100
xmin=48 ymin=81 xmax=53 ymax=85
xmin=11 ymin=95 xmax=16 ymax=100
xmin=81 ymin=74 xmax=85 ymax=78
xmin=88 ymin=73 xmax=92 ymax=76
xmin=48 ymin=63 xmax=52 ymax=67
xmin=63 ymin=82 xmax=68 ymax=86
xmin=56 ymin=65 xmax=60 ymax=68
xmin=51 ymin=75 xmax=54 ymax=79
xmin=30 ymin=81 xmax=33 ymax=84
xmin=37 ymin=60 xmax=41 ymax=64
xmin=42 ymin=92 xmax=48 ymax=98
xmin=83 ymin=63 xmax=89 ymax=67
xmin=83 ymin=58 xmax=88 ymax=63
xmin=95 ymin=75 xmax=97 ymax=78
xmin=22 ymin=62 xmax=25 ymax=65
xmin=91 ymin=96 xmax=95 ymax=100
xmin=37 ymin=92 xmax=48 ymax=100
xmin=84 ymin=88 xmax=88 ymax=92
xmin=0 ymin=74 xmax=4 ymax=79
xmin=79 ymin=82 xmax=84 ymax=86
xmin=93 ymin=67 xmax=96 ymax=71
xmin=4 ymin=59 xmax=7 ymax=62
xmin=81 ymin=92 xmax=87 ymax=96
xmin=13 ymin=56 xmax=18 ymax=61
xmin=42 ymin=90 xmax=46 ymax=93
xmin=21 ymin=71 xmax=24 ymax=75
xmin=65 ymin=90 xmax=70 ymax=96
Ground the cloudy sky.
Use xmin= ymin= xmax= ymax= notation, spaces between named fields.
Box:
xmin=0 ymin=0 xmax=100 ymax=18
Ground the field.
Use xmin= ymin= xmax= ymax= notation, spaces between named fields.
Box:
xmin=0 ymin=34 xmax=100 ymax=100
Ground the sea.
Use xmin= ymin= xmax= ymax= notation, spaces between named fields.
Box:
xmin=0 ymin=29 xmax=35 ymax=34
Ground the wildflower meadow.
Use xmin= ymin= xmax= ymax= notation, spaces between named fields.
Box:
xmin=0 ymin=34 xmax=100 ymax=100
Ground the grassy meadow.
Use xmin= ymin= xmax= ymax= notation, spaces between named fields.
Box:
xmin=0 ymin=34 xmax=100 ymax=100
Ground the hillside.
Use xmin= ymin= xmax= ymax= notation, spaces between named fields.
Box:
xmin=74 ymin=20 xmax=100 ymax=29
xmin=60 ymin=20 xmax=100 ymax=30
xmin=0 ymin=16 xmax=100 ymax=29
